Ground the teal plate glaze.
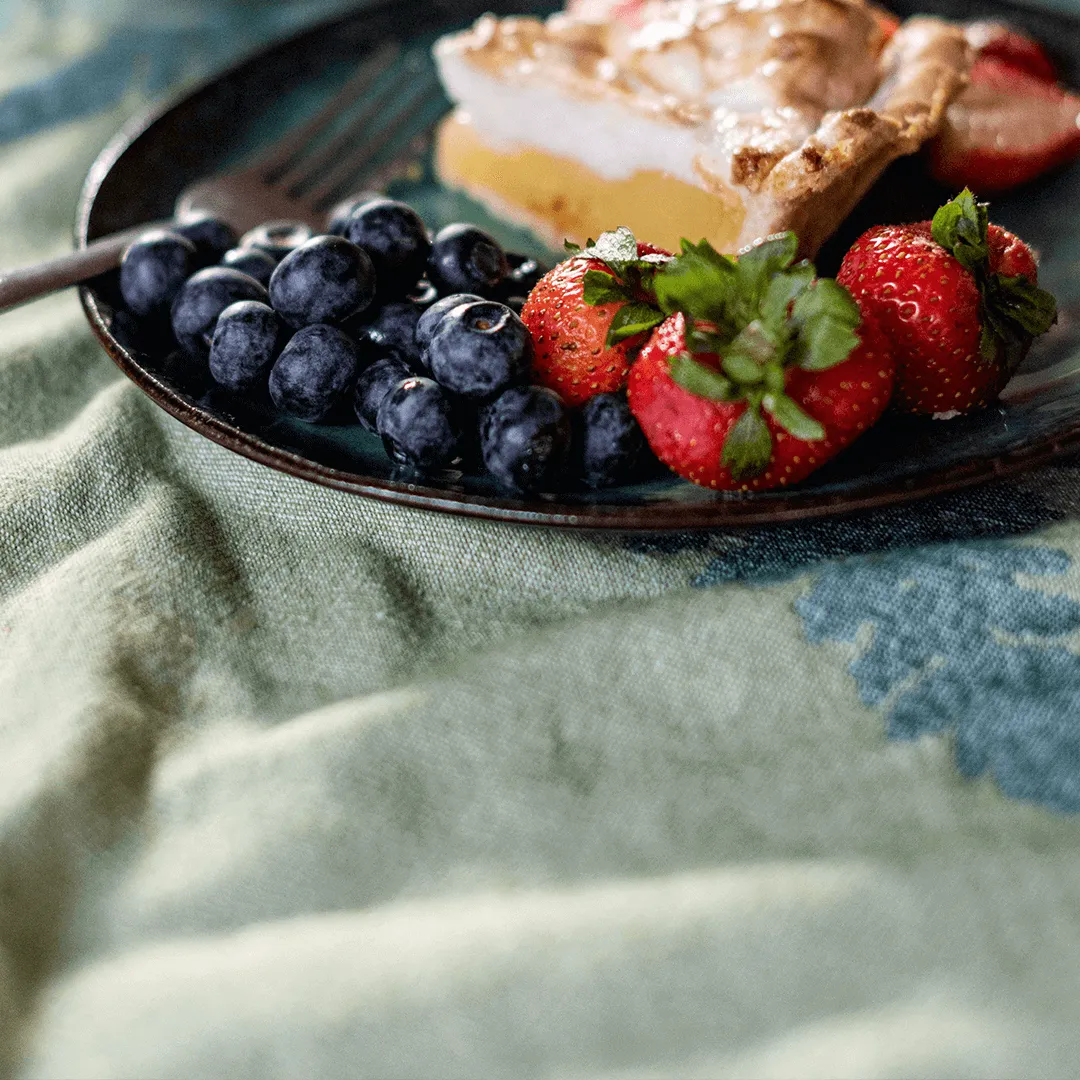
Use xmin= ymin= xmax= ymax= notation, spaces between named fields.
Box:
xmin=78 ymin=0 xmax=1080 ymax=530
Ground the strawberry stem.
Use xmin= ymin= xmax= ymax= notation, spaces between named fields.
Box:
xmin=931 ymin=189 xmax=1057 ymax=370
xmin=721 ymin=401 xmax=772 ymax=479
xmin=574 ymin=227 xmax=864 ymax=478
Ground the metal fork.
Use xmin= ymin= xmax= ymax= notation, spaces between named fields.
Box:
xmin=0 ymin=43 xmax=446 ymax=314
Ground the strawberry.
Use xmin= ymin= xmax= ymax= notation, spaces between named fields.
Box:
xmin=928 ymin=56 xmax=1080 ymax=192
xmin=966 ymin=21 xmax=1057 ymax=83
xmin=836 ymin=189 xmax=1057 ymax=415
xmin=521 ymin=229 xmax=671 ymax=407
xmin=622 ymin=233 xmax=895 ymax=491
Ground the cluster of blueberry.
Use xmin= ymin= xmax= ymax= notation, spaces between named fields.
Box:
xmin=117 ymin=195 xmax=646 ymax=492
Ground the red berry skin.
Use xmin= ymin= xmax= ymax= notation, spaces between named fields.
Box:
xmin=837 ymin=221 xmax=1039 ymax=414
xmin=988 ymin=224 xmax=1038 ymax=280
xmin=626 ymin=312 xmax=895 ymax=492
xmin=973 ymin=24 xmax=1057 ymax=84
xmin=522 ymin=243 xmax=670 ymax=408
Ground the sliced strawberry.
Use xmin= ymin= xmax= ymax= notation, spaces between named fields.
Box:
xmin=967 ymin=21 xmax=1057 ymax=83
xmin=928 ymin=57 xmax=1080 ymax=192
xmin=628 ymin=311 xmax=894 ymax=492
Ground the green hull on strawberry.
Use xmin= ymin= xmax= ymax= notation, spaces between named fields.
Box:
xmin=837 ymin=189 xmax=1057 ymax=417
xmin=522 ymin=225 xmax=896 ymax=492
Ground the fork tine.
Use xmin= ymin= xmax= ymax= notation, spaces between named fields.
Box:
xmin=246 ymin=42 xmax=401 ymax=181
xmin=325 ymin=133 xmax=437 ymax=211
xmin=277 ymin=58 xmax=426 ymax=194
xmin=301 ymin=77 xmax=444 ymax=209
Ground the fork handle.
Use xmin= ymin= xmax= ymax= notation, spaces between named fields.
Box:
xmin=0 ymin=224 xmax=169 ymax=314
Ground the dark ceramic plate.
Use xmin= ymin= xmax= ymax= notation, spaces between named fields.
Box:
xmin=78 ymin=0 xmax=1080 ymax=530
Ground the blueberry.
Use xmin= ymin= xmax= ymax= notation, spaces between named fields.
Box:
xmin=208 ymin=300 xmax=284 ymax=391
xmin=428 ymin=224 xmax=509 ymax=296
xmin=268 ymin=324 xmax=359 ymax=422
xmin=327 ymin=190 xmax=382 ymax=236
xmin=415 ymin=293 xmax=485 ymax=355
xmin=480 ymin=385 xmax=571 ymax=491
xmin=172 ymin=213 xmax=238 ymax=267
xmin=353 ymin=357 xmax=413 ymax=432
xmin=377 ymin=376 xmax=461 ymax=469
xmin=505 ymin=253 xmax=547 ymax=294
xmin=221 ymin=247 xmax=277 ymax=286
xmin=408 ymin=280 xmax=439 ymax=308
xmin=426 ymin=301 xmax=532 ymax=399
xmin=344 ymin=198 xmax=432 ymax=295
xmin=241 ymin=220 xmax=314 ymax=261
xmin=576 ymin=391 xmax=645 ymax=488
xmin=354 ymin=301 xmax=423 ymax=367
xmin=170 ymin=267 xmax=269 ymax=357
xmin=119 ymin=229 xmax=197 ymax=317
xmin=269 ymin=235 xmax=376 ymax=329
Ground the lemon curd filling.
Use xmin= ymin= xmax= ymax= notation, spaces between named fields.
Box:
xmin=435 ymin=112 xmax=746 ymax=254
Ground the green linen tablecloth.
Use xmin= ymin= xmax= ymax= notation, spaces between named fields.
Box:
xmin=4 ymin=2 xmax=1080 ymax=1077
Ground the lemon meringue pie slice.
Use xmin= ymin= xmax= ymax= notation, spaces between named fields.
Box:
xmin=432 ymin=0 xmax=971 ymax=256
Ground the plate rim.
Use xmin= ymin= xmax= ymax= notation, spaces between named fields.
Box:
xmin=75 ymin=0 xmax=1080 ymax=532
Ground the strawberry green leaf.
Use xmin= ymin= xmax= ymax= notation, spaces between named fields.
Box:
xmin=721 ymin=350 xmax=765 ymax=385
xmin=763 ymin=362 xmax=786 ymax=395
xmin=796 ymin=317 xmax=861 ymax=372
xmin=932 ymin=188 xmax=989 ymax=275
xmin=734 ymin=317 xmax=777 ymax=360
xmin=790 ymin=279 xmax=861 ymax=371
xmin=792 ymin=277 xmax=860 ymax=325
xmin=631 ymin=262 xmax=661 ymax=299
xmin=607 ymin=302 xmax=665 ymax=345
xmin=762 ymin=392 xmax=826 ymax=442
xmin=979 ymin=303 xmax=1038 ymax=374
xmin=564 ymin=240 xmax=583 ymax=254
xmin=761 ymin=263 xmax=815 ymax=328
xmin=994 ymin=274 xmax=1058 ymax=337
xmin=733 ymin=233 xmax=801 ymax=322
xmin=582 ymin=269 xmax=635 ymax=307
xmin=721 ymin=405 xmax=773 ymax=480
xmin=723 ymin=319 xmax=779 ymax=370
xmin=737 ymin=232 xmax=799 ymax=274
xmin=654 ymin=240 xmax=738 ymax=331
xmin=669 ymin=352 xmax=735 ymax=400
xmin=652 ymin=234 xmax=866 ymax=397
xmin=689 ymin=326 xmax=725 ymax=355
xmin=931 ymin=190 xmax=1057 ymax=362
xmin=584 ymin=227 xmax=640 ymax=275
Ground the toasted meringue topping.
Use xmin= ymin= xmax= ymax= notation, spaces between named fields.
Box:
xmin=439 ymin=0 xmax=889 ymax=126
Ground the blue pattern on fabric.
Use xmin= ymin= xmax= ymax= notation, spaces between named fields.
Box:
xmin=796 ymin=543 xmax=1080 ymax=812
